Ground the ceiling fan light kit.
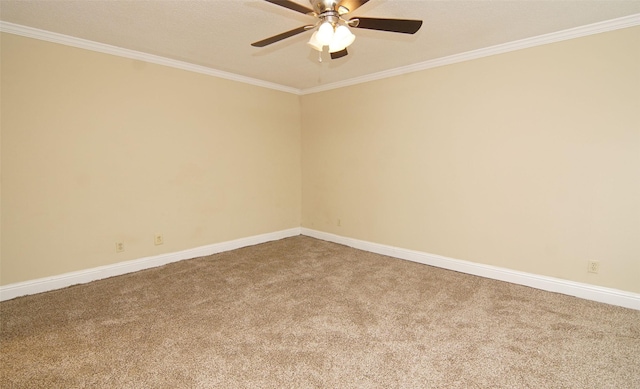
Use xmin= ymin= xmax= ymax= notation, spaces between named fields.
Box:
xmin=252 ymin=0 xmax=423 ymax=60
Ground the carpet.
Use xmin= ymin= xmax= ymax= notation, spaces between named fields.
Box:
xmin=1 ymin=236 xmax=639 ymax=388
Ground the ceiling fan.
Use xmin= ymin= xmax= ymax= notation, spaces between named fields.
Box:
xmin=251 ymin=0 xmax=423 ymax=60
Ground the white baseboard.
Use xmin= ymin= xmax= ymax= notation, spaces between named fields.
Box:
xmin=0 ymin=228 xmax=302 ymax=301
xmin=3 ymin=227 xmax=638 ymax=310
xmin=301 ymin=228 xmax=640 ymax=311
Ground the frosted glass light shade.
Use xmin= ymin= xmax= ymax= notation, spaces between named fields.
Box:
xmin=317 ymin=22 xmax=334 ymax=46
xmin=307 ymin=31 xmax=324 ymax=51
xmin=329 ymin=25 xmax=355 ymax=53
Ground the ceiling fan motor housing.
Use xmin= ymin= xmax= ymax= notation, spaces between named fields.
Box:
xmin=310 ymin=0 xmax=341 ymax=15
xmin=310 ymin=0 xmax=345 ymax=28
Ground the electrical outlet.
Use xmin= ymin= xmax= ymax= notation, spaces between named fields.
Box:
xmin=154 ymin=234 xmax=164 ymax=245
xmin=337 ymin=219 xmax=341 ymax=227
xmin=116 ymin=242 xmax=124 ymax=253
xmin=587 ymin=260 xmax=600 ymax=274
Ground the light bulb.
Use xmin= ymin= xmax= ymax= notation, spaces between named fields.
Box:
xmin=316 ymin=22 xmax=334 ymax=46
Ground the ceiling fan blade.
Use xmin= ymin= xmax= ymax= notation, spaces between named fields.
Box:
xmin=330 ymin=48 xmax=349 ymax=59
xmin=337 ymin=0 xmax=370 ymax=13
xmin=351 ymin=17 xmax=423 ymax=34
xmin=263 ymin=0 xmax=314 ymax=15
xmin=251 ymin=25 xmax=312 ymax=47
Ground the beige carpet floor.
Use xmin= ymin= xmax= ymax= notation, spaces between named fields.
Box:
xmin=1 ymin=236 xmax=639 ymax=388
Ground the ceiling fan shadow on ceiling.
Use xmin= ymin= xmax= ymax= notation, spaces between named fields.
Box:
xmin=251 ymin=0 xmax=423 ymax=60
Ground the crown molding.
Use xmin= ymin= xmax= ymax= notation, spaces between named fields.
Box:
xmin=300 ymin=13 xmax=640 ymax=95
xmin=0 ymin=21 xmax=302 ymax=95
xmin=2 ymin=13 xmax=639 ymax=96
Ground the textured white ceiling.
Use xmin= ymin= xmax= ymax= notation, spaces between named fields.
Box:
xmin=1 ymin=0 xmax=639 ymax=91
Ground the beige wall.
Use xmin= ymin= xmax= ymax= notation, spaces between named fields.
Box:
xmin=2 ymin=26 xmax=639 ymax=294
xmin=1 ymin=33 xmax=301 ymax=285
xmin=302 ymin=27 xmax=640 ymax=293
